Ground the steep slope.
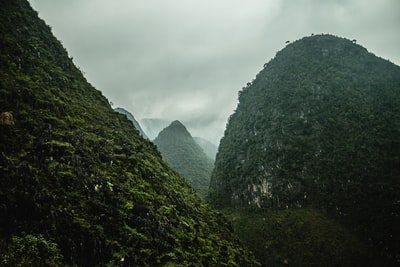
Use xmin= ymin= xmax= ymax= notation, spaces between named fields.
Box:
xmin=209 ymin=34 xmax=400 ymax=265
xmin=0 ymin=1 xmax=259 ymax=266
xmin=194 ymin=137 xmax=218 ymax=160
xmin=140 ymin=118 xmax=170 ymax=140
xmin=154 ymin=121 xmax=214 ymax=198
xmin=114 ymin=107 xmax=148 ymax=139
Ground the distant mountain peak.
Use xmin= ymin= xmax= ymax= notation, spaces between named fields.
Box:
xmin=169 ymin=120 xmax=187 ymax=130
xmin=157 ymin=120 xmax=192 ymax=140
xmin=154 ymin=121 xmax=213 ymax=198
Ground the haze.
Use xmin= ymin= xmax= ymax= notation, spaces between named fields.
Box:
xmin=28 ymin=0 xmax=400 ymax=144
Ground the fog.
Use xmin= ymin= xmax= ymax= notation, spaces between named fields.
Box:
xmin=29 ymin=0 xmax=400 ymax=144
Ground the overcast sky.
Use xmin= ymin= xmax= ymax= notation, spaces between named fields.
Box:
xmin=28 ymin=0 xmax=400 ymax=145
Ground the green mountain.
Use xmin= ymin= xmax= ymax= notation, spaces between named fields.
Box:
xmin=194 ymin=137 xmax=218 ymax=161
xmin=0 ymin=1 xmax=259 ymax=266
xmin=154 ymin=121 xmax=214 ymax=198
xmin=114 ymin=107 xmax=148 ymax=139
xmin=209 ymin=34 xmax=400 ymax=265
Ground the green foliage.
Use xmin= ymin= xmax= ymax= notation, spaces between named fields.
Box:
xmin=154 ymin=120 xmax=214 ymax=198
xmin=0 ymin=234 xmax=63 ymax=267
xmin=224 ymin=208 xmax=383 ymax=267
xmin=0 ymin=1 xmax=259 ymax=266
xmin=209 ymin=34 xmax=400 ymax=265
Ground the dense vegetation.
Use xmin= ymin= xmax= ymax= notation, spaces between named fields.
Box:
xmin=224 ymin=207 xmax=381 ymax=267
xmin=154 ymin=121 xmax=214 ymax=198
xmin=209 ymin=34 xmax=400 ymax=265
xmin=114 ymin=107 xmax=148 ymax=139
xmin=0 ymin=1 xmax=259 ymax=266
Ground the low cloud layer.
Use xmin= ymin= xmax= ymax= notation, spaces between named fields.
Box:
xmin=29 ymin=0 xmax=400 ymax=144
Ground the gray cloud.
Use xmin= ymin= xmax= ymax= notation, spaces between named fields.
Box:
xmin=29 ymin=0 xmax=400 ymax=144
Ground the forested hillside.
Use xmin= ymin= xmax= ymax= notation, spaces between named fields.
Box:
xmin=209 ymin=34 xmax=400 ymax=266
xmin=154 ymin=121 xmax=214 ymax=198
xmin=0 ymin=1 xmax=259 ymax=266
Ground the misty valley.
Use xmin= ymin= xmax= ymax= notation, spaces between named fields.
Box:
xmin=1 ymin=1 xmax=400 ymax=266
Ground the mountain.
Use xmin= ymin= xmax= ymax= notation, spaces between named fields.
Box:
xmin=140 ymin=118 xmax=218 ymax=161
xmin=194 ymin=137 xmax=218 ymax=160
xmin=140 ymin=118 xmax=170 ymax=140
xmin=209 ymin=34 xmax=400 ymax=265
xmin=0 ymin=1 xmax=260 ymax=266
xmin=154 ymin=121 xmax=214 ymax=198
xmin=114 ymin=107 xmax=148 ymax=139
